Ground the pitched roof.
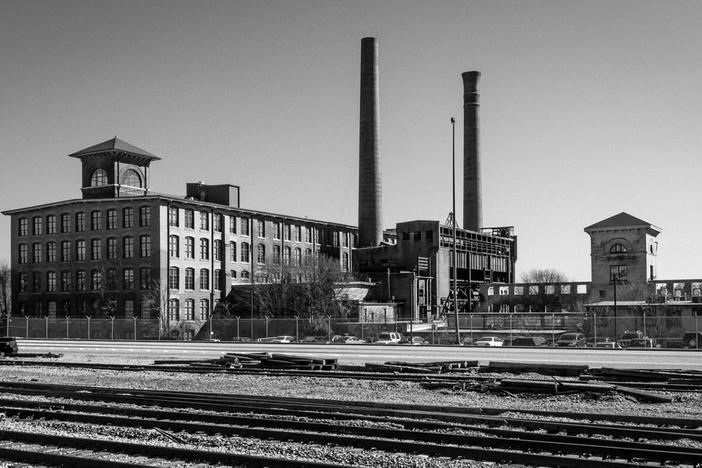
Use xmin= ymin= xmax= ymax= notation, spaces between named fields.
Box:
xmin=584 ymin=212 xmax=661 ymax=233
xmin=68 ymin=137 xmax=160 ymax=160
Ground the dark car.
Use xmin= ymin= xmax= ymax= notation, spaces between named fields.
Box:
xmin=682 ymin=332 xmax=702 ymax=349
xmin=556 ymin=333 xmax=587 ymax=347
xmin=628 ymin=338 xmax=657 ymax=349
xmin=511 ymin=336 xmax=547 ymax=347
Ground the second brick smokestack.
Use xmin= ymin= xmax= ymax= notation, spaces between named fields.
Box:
xmin=358 ymin=37 xmax=383 ymax=247
xmin=462 ymin=71 xmax=482 ymax=231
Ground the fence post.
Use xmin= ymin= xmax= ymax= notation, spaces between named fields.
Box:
xmin=593 ymin=312 xmax=597 ymax=345
xmin=327 ymin=315 xmax=331 ymax=342
xmin=509 ymin=314 xmax=513 ymax=344
xmin=111 ymin=317 xmax=115 ymax=340
xmin=87 ymin=316 xmax=91 ymax=340
xmin=551 ymin=313 xmax=555 ymax=347
xmin=295 ymin=316 xmax=299 ymax=342
xmin=133 ymin=316 xmax=137 ymax=341
xmin=236 ymin=316 xmax=240 ymax=340
xmin=642 ymin=310 xmax=646 ymax=338
xmin=469 ymin=314 xmax=473 ymax=343
xmin=25 ymin=316 xmax=29 ymax=339
xmin=696 ymin=311 xmax=699 ymax=350
xmin=45 ymin=316 xmax=48 ymax=339
xmin=265 ymin=316 xmax=269 ymax=338
xmin=360 ymin=317 xmax=364 ymax=342
xmin=65 ymin=316 xmax=69 ymax=339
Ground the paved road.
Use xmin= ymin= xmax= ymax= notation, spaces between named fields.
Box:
xmin=15 ymin=339 xmax=702 ymax=370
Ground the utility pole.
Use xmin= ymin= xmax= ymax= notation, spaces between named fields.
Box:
xmin=451 ymin=117 xmax=460 ymax=344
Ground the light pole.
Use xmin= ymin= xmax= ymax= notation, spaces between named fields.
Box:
xmin=451 ymin=117 xmax=460 ymax=344
xmin=612 ymin=272 xmax=619 ymax=341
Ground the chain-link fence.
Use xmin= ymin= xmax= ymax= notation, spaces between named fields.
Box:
xmin=3 ymin=311 xmax=700 ymax=348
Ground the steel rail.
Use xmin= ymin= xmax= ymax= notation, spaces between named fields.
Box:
xmin=0 ymin=429 xmax=354 ymax=468
xmin=0 ymin=407 xmax=689 ymax=467
xmin=1 ymin=398 xmax=701 ymax=465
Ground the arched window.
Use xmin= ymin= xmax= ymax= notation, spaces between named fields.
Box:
xmin=90 ymin=169 xmax=108 ymax=187
xmin=121 ymin=169 xmax=142 ymax=188
xmin=183 ymin=299 xmax=194 ymax=320
xmin=610 ymin=243 xmax=627 ymax=253
xmin=257 ymin=244 xmax=266 ymax=264
xmin=199 ymin=299 xmax=209 ymax=320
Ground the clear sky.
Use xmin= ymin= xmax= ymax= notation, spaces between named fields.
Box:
xmin=2 ymin=0 xmax=701 ymax=281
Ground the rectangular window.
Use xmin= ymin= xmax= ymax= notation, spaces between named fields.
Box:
xmin=91 ymin=238 xmax=102 ymax=260
xmin=123 ymin=207 xmax=134 ymax=228
xmin=200 ymin=211 xmax=209 ymax=230
xmin=61 ymin=213 xmax=71 ymax=233
xmin=123 ymin=237 xmax=134 ymax=258
xmin=272 ymin=245 xmax=281 ymax=265
xmin=76 ymin=270 xmax=86 ymax=291
xmin=32 ymin=243 xmax=42 ymax=263
xmin=91 ymin=270 xmax=101 ymax=291
xmin=305 ymin=227 xmax=312 ymax=243
xmin=168 ymin=207 xmax=178 ymax=227
xmin=32 ymin=271 xmax=42 ymax=292
xmin=184 ymin=268 xmax=195 ymax=290
xmin=513 ymin=286 xmax=524 ymax=295
xmin=240 ymin=217 xmax=249 ymax=236
xmin=75 ymin=212 xmax=85 ymax=232
xmin=107 ymin=238 xmax=117 ymax=259
xmin=332 ymin=231 xmax=339 ymax=247
xmin=241 ymin=242 xmax=250 ymax=262
xmin=19 ymin=218 xmax=28 ymax=236
xmin=47 ymin=215 xmax=56 ymax=234
xmin=214 ymin=214 xmax=222 ymax=232
xmin=47 ymin=272 xmax=56 ymax=292
xmin=61 ymin=271 xmax=71 ymax=292
xmin=183 ymin=300 xmax=194 ymax=320
xmin=199 ymin=299 xmax=209 ymax=320
xmin=200 ymin=268 xmax=209 ymax=290
xmin=106 ymin=269 xmax=116 ymax=290
xmin=123 ymin=268 xmax=134 ymax=290
xmin=229 ymin=215 xmax=236 ymax=234
xmin=185 ymin=237 xmax=194 ymax=258
xmin=257 ymin=244 xmax=265 ymax=264
xmin=343 ymin=232 xmax=349 ymax=247
xmin=529 ymin=285 xmax=539 ymax=295
xmin=106 ymin=209 xmax=116 ymax=229
xmin=294 ymin=225 xmax=301 ymax=242
xmin=46 ymin=242 xmax=56 ymax=262
xmin=273 ymin=222 xmax=281 ymax=240
xmin=139 ymin=206 xmax=151 ymax=227
xmin=124 ymin=300 xmax=134 ymax=318
xmin=76 ymin=240 xmax=86 ymax=261
xmin=169 ymin=236 xmax=179 ymax=258
xmin=91 ymin=210 xmax=102 ymax=230
xmin=139 ymin=267 xmax=151 ymax=290
xmin=61 ymin=241 xmax=71 ymax=262
xmin=257 ymin=220 xmax=266 ymax=238
xmin=561 ymin=284 xmax=571 ymax=294
xmin=230 ymin=241 xmax=237 ymax=262
xmin=213 ymin=269 xmax=221 ymax=290
xmin=284 ymin=224 xmax=291 ymax=241
xmin=32 ymin=216 xmax=43 ymax=235
xmin=200 ymin=238 xmax=209 ymax=260
xmin=168 ymin=267 xmax=179 ymax=290
xmin=214 ymin=240 xmax=222 ymax=261
xmin=609 ymin=265 xmax=628 ymax=282
xmin=499 ymin=286 xmax=509 ymax=296
xmin=545 ymin=285 xmax=555 ymax=295
xmin=185 ymin=209 xmax=194 ymax=229
xmin=140 ymin=235 xmax=151 ymax=258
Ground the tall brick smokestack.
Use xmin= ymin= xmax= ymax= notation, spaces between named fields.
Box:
xmin=358 ymin=37 xmax=383 ymax=247
xmin=462 ymin=71 xmax=482 ymax=231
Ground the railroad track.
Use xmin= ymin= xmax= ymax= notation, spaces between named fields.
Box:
xmin=0 ymin=381 xmax=699 ymax=467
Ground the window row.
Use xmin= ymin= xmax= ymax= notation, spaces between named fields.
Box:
xmin=168 ymin=208 xmax=229 ymax=232
xmin=167 ymin=298 xmax=211 ymax=321
xmin=18 ymin=207 xmax=151 ymax=236
xmin=168 ymin=267 xmax=222 ymax=291
xmin=16 ymin=298 xmax=147 ymax=318
xmin=89 ymin=168 xmax=142 ymax=188
xmin=18 ymin=236 xmax=151 ymax=263
xmin=18 ymin=267 xmax=153 ymax=293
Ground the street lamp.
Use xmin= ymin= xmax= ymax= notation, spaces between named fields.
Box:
xmin=451 ymin=117 xmax=460 ymax=344
xmin=612 ymin=272 xmax=619 ymax=341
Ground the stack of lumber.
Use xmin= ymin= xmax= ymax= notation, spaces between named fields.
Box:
xmin=588 ymin=367 xmax=702 ymax=383
xmin=365 ymin=360 xmax=479 ymax=374
xmin=483 ymin=361 xmax=588 ymax=377
xmin=153 ymin=352 xmax=337 ymax=371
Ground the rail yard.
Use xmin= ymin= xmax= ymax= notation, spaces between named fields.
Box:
xmin=0 ymin=341 xmax=700 ymax=467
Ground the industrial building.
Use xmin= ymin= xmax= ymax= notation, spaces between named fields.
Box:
xmin=2 ymin=138 xmax=356 ymax=325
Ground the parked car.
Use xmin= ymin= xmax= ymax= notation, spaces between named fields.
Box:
xmin=256 ymin=335 xmax=295 ymax=343
xmin=475 ymin=336 xmax=504 ymax=347
xmin=374 ymin=332 xmax=403 ymax=344
xmin=300 ymin=335 xmax=326 ymax=343
xmin=511 ymin=336 xmax=547 ymax=347
xmin=682 ymin=332 xmax=702 ymax=349
xmin=405 ymin=336 xmax=429 ymax=346
xmin=230 ymin=337 xmax=252 ymax=343
xmin=555 ymin=333 xmax=587 ymax=347
xmin=330 ymin=334 xmax=366 ymax=344
xmin=595 ymin=341 xmax=622 ymax=349
xmin=460 ymin=337 xmax=474 ymax=346
xmin=618 ymin=330 xmax=645 ymax=348
xmin=628 ymin=338 xmax=657 ymax=349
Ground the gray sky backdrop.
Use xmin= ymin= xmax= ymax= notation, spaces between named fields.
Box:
xmin=1 ymin=0 xmax=701 ymax=281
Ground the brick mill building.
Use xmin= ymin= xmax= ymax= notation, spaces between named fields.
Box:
xmin=2 ymin=138 xmax=356 ymax=322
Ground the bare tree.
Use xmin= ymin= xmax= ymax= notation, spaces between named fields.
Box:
xmin=140 ymin=279 xmax=171 ymax=338
xmin=520 ymin=268 xmax=569 ymax=283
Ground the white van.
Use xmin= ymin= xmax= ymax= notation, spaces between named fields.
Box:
xmin=374 ymin=332 xmax=403 ymax=344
